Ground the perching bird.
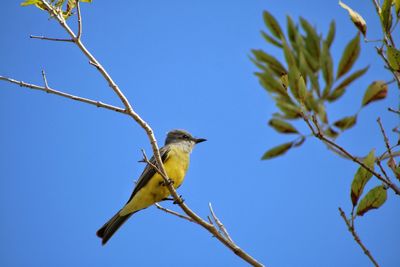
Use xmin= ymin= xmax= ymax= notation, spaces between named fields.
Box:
xmin=96 ymin=129 xmax=206 ymax=245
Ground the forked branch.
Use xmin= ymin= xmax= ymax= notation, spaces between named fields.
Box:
xmin=1 ymin=1 xmax=264 ymax=266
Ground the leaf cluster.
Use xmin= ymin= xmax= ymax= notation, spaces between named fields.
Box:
xmin=251 ymin=11 xmax=388 ymax=160
xmin=21 ymin=0 xmax=92 ymax=19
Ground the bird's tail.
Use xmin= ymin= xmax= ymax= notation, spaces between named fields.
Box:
xmin=96 ymin=210 xmax=134 ymax=245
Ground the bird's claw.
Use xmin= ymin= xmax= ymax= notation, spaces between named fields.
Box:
xmin=173 ymin=195 xmax=184 ymax=204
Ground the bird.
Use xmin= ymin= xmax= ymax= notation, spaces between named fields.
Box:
xmin=96 ymin=129 xmax=206 ymax=245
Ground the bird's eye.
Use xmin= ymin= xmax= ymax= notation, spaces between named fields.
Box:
xmin=182 ymin=134 xmax=189 ymax=139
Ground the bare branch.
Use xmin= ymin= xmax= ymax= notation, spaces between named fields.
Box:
xmin=0 ymin=75 xmax=127 ymax=114
xmin=377 ymin=160 xmax=392 ymax=183
xmin=154 ymin=203 xmax=194 ymax=223
xmin=339 ymin=208 xmax=380 ymax=267
xmin=41 ymin=70 xmax=49 ymax=88
xmin=377 ymin=118 xmax=397 ymax=170
xmin=76 ymin=0 xmax=82 ymax=39
xmin=388 ymin=107 xmax=400 ymax=115
xmin=12 ymin=2 xmax=265 ymax=266
xmin=30 ymin=35 xmax=73 ymax=42
xmin=209 ymin=203 xmax=234 ymax=243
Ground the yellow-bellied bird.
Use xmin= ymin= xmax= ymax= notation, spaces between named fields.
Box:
xmin=96 ymin=129 xmax=206 ymax=245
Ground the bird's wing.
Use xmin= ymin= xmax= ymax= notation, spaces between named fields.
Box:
xmin=125 ymin=145 xmax=170 ymax=204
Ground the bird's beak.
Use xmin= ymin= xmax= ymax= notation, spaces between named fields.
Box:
xmin=194 ymin=138 xmax=207 ymax=144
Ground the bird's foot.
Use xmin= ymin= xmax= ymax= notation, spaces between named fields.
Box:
xmin=159 ymin=179 xmax=174 ymax=186
xmin=173 ymin=195 xmax=184 ymax=205
xmin=162 ymin=197 xmax=174 ymax=201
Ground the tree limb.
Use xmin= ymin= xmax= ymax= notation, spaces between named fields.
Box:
xmin=12 ymin=1 xmax=265 ymax=266
xmin=0 ymin=75 xmax=127 ymax=114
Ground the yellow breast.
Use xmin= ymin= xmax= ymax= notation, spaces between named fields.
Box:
xmin=120 ymin=145 xmax=190 ymax=215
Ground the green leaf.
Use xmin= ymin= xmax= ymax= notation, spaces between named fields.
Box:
xmin=325 ymin=20 xmax=336 ymax=48
xmin=350 ymin=150 xmax=375 ymax=206
xmin=339 ymin=1 xmax=367 ymax=37
xmin=333 ymin=115 xmax=357 ymax=130
xmin=252 ymin=49 xmax=287 ymax=76
xmin=362 ymin=81 xmax=388 ymax=107
xmin=268 ymin=118 xmax=299 ymax=134
xmin=276 ymin=99 xmax=301 ymax=119
xmin=327 ymin=66 xmax=369 ymax=101
xmin=317 ymin=103 xmax=328 ymax=123
xmin=282 ymin=40 xmax=296 ymax=69
xmin=356 ymin=185 xmax=387 ymax=216
xmin=336 ymin=33 xmax=361 ymax=79
xmin=300 ymin=17 xmax=321 ymax=62
xmin=261 ymin=31 xmax=283 ymax=48
xmin=80 ymin=0 xmax=93 ymax=2
xmin=321 ymin=41 xmax=334 ymax=89
xmin=387 ymin=46 xmax=400 ymax=71
xmin=255 ymin=71 xmax=287 ymax=96
xmin=263 ymin=11 xmax=284 ymax=39
xmin=395 ymin=0 xmax=400 ymax=17
xmin=297 ymin=75 xmax=307 ymax=103
xmin=261 ymin=142 xmax=293 ymax=160
xmin=286 ymin=16 xmax=297 ymax=43
xmin=381 ymin=0 xmax=393 ymax=33
xmin=325 ymin=127 xmax=339 ymax=139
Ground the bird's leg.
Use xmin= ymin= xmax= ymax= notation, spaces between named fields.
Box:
xmin=161 ymin=197 xmax=174 ymax=201
xmin=173 ymin=195 xmax=185 ymax=205
xmin=158 ymin=179 xmax=174 ymax=186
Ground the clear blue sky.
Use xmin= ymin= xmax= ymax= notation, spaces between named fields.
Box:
xmin=0 ymin=1 xmax=399 ymax=266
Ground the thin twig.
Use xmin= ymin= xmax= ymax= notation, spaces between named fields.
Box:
xmin=377 ymin=118 xmax=396 ymax=171
xmin=388 ymin=107 xmax=400 ymax=115
xmin=339 ymin=208 xmax=380 ymax=267
xmin=209 ymin=203 xmax=234 ymax=243
xmin=11 ymin=2 xmax=265 ymax=266
xmin=0 ymin=75 xmax=127 ymax=114
xmin=30 ymin=35 xmax=73 ymax=42
xmin=76 ymin=0 xmax=82 ymax=40
xmin=154 ymin=203 xmax=194 ymax=223
xmin=304 ymin=114 xmax=400 ymax=195
xmin=376 ymin=160 xmax=392 ymax=183
xmin=41 ymin=70 xmax=49 ymax=88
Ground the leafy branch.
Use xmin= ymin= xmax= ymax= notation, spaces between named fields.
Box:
xmin=252 ymin=4 xmax=399 ymax=266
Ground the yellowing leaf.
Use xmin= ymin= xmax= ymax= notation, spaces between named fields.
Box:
xmin=336 ymin=33 xmax=360 ymax=79
xmin=261 ymin=142 xmax=293 ymax=160
xmin=263 ymin=11 xmax=283 ymax=39
xmin=356 ymin=185 xmax=387 ymax=216
xmin=387 ymin=46 xmax=400 ymax=71
xmin=334 ymin=115 xmax=357 ymax=130
xmin=339 ymin=1 xmax=367 ymax=37
xmin=362 ymin=81 xmax=388 ymax=107
xmin=268 ymin=118 xmax=298 ymax=134
xmin=21 ymin=0 xmax=40 ymax=6
xmin=350 ymin=150 xmax=375 ymax=206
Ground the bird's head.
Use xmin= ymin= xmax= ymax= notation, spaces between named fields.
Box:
xmin=165 ymin=129 xmax=207 ymax=147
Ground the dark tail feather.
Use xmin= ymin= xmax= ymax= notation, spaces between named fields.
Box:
xmin=96 ymin=211 xmax=134 ymax=245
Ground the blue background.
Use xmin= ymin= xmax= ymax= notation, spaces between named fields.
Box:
xmin=0 ymin=1 xmax=399 ymax=266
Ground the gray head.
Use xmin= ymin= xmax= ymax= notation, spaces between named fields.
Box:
xmin=165 ymin=129 xmax=206 ymax=147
